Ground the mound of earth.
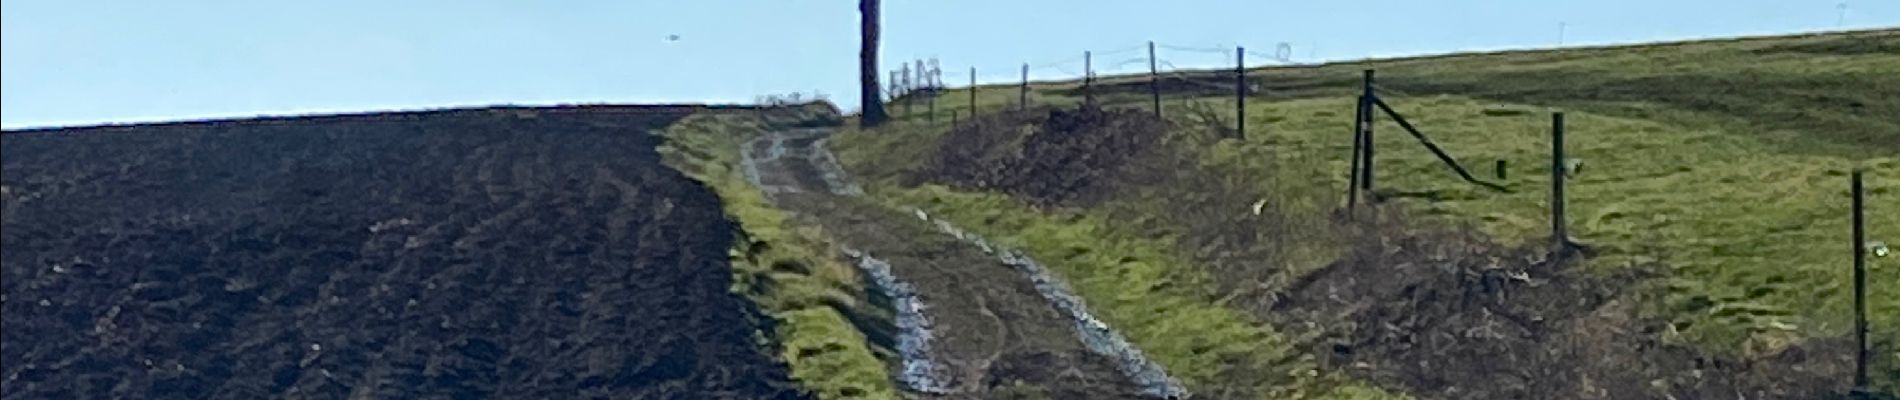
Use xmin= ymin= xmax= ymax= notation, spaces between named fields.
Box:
xmin=921 ymin=106 xmax=1167 ymax=208
xmin=1274 ymin=224 xmax=1858 ymax=399
xmin=1 ymin=107 xmax=808 ymax=399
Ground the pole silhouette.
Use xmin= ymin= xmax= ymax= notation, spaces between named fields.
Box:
xmin=858 ymin=0 xmax=887 ymax=126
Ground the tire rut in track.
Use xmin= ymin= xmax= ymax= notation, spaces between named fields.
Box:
xmin=742 ymin=128 xmax=1164 ymax=399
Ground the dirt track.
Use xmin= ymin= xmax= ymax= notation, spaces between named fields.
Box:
xmin=743 ymin=128 xmax=1162 ymax=399
xmin=1 ymin=107 xmax=806 ymax=399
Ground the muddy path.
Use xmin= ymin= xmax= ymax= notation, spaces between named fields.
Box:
xmin=741 ymin=128 xmax=1176 ymax=399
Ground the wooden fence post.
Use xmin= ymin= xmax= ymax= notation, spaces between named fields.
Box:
xmin=969 ymin=66 xmax=977 ymax=116
xmin=1360 ymin=69 xmax=1376 ymax=198
xmin=1551 ymin=112 xmax=1570 ymax=256
xmin=1149 ymin=41 xmax=1161 ymax=116
xmin=1236 ymin=46 xmax=1246 ymax=140
xmin=1084 ymin=50 xmax=1094 ymax=105
xmin=1021 ymin=63 xmax=1030 ymax=111
xmin=1851 ymin=170 xmax=1869 ymax=392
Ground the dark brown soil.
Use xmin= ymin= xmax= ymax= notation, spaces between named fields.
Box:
xmin=1274 ymin=222 xmax=1858 ymax=399
xmin=1 ymin=106 xmax=808 ymax=399
xmin=915 ymin=105 xmax=1322 ymax=307
xmin=920 ymin=106 xmax=1168 ymax=208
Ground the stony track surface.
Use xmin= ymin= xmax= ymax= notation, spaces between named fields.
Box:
xmin=742 ymin=128 xmax=1172 ymax=399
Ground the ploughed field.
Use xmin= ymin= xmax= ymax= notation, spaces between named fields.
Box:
xmin=1 ymin=107 xmax=808 ymax=399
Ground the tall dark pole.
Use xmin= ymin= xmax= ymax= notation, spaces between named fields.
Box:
xmin=1852 ymin=170 xmax=1868 ymax=391
xmin=858 ymin=0 xmax=887 ymax=126
xmin=1552 ymin=112 xmax=1570 ymax=256
xmin=1359 ymin=69 xmax=1376 ymax=197
xmin=1020 ymin=63 xmax=1029 ymax=111
xmin=1236 ymin=46 xmax=1246 ymax=140
xmin=1149 ymin=41 xmax=1161 ymax=117
xmin=1084 ymin=50 xmax=1094 ymax=106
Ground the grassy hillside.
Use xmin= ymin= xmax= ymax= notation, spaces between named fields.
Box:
xmin=841 ymin=29 xmax=1899 ymax=396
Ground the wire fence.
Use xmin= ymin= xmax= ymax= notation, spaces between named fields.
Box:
xmin=883 ymin=40 xmax=1318 ymax=140
xmin=873 ymin=38 xmax=1889 ymax=397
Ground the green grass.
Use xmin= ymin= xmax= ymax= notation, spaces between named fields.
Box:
xmin=1261 ymin=94 xmax=1897 ymax=356
xmin=658 ymin=108 xmax=900 ymax=400
xmin=842 ymin=28 xmax=1900 ymax=391
xmin=878 ymin=184 xmax=1399 ymax=399
xmin=1346 ymin=30 xmax=1900 ymax=158
xmin=834 ymin=122 xmax=1404 ymax=399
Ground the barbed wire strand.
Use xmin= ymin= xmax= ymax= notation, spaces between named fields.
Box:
xmin=918 ymin=40 xmax=1311 ymax=90
xmin=1090 ymin=43 xmax=1150 ymax=57
xmin=1028 ymin=63 xmax=1075 ymax=74
xmin=1022 ymin=43 xmax=1145 ymax=69
xmin=1108 ymin=57 xmax=1151 ymax=69
xmin=904 ymin=40 xmax=1307 ymax=86
xmin=1027 ymin=54 xmax=1087 ymax=69
xmin=1157 ymin=60 xmax=1239 ymax=78
xmin=1049 ymin=64 xmax=1085 ymax=78
xmin=1005 ymin=42 xmax=1299 ymax=80
xmin=1242 ymin=49 xmax=1297 ymax=65
xmin=1162 ymin=73 xmax=1242 ymax=92
xmin=1156 ymin=43 xmax=1234 ymax=54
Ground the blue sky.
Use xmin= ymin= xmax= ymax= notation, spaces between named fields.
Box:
xmin=3 ymin=0 xmax=1894 ymax=129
